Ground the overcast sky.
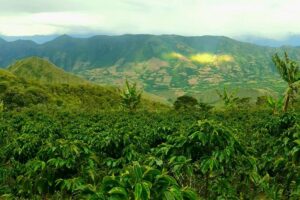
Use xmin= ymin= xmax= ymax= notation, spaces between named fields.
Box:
xmin=0 ymin=0 xmax=299 ymax=38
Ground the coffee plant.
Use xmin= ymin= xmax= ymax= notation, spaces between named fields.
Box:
xmin=0 ymin=102 xmax=299 ymax=199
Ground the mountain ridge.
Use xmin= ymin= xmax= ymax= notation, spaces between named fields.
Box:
xmin=4 ymin=33 xmax=300 ymax=47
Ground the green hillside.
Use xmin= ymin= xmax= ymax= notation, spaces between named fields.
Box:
xmin=0 ymin=59 xmax=168 ymax=111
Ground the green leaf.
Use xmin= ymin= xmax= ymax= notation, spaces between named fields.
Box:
xmin=88 ymin=169 xmax=95 ymax=182
xmin=169 ymin=186 xmax=183 ymax=200
xmin=134 ymin=183 xmax=143 ymax=200
xmin=156 ymin=175 xmax=178 ymax=187
xmin=294 ymin=139 xmax=300 ymax=145
xmin=102 ymin=176 xmax=120 ymax=192
xmin=163 ymin=191 xmax=176 ymax=200
xmin=132 ymin=162 xmax=143 ymax=182
xmin=142 ymin=181 xmax=151 ymax=199
xmin=37 ymin=184 xmax=43 ymax=194
xmin=181 ymin=188 xmax=199 ymax=200
xmin=108 ymin=187 xmax=128 ymax=199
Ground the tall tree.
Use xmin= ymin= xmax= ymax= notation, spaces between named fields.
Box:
xmin=272 ymin=52 xmax=300 ymax=112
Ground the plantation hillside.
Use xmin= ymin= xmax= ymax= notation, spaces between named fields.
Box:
xmin=1 ymin=89 xmax=300 ymax=199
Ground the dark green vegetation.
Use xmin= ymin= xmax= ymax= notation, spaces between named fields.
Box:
xmin=173 ymin=95 xmax=199 ymax=110
xmin=0 ymin=53 xmax=300 ymax=199
xmin=1 ymin=34 xmax=300 ymax=101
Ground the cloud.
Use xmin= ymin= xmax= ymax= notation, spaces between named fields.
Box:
xmin=0 ymin=0 xmax=299 ymax=38
xmin=0 ymin=12 xmax=103 ymax=35
xmin=0 ymin=0 xmax=80 ymax=13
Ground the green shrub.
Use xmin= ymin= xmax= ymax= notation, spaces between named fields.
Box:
xmin=0 ymin=82 xmax=8 ymax=93
xmin=174 ymin=95 xmax=198 ymax=110
xmin=3 ymin=89 xmax=28 ymax=109
xmin=25 ymin=87 xmax=49 ymax=105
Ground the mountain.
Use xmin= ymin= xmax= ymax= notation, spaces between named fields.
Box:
xmin=238 ymin=35 xmax=300 ymax=47
xmin=0 ymin=39 xmax=38 ymax=68
xmin=1 ymin=34 xmax=299 ymax=101
xmin=8 ymin=57 xmax=87 ymax=84
xmin=0 ymin=35 xmax=59 ymax=44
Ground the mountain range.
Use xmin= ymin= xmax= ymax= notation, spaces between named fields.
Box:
xmin=4 ymin=34 xmax=300 ymax=47
xmin=238 ymin=35 xmax=300 ymax=47
xmin=1 ymin=34 xmax=300 ymax=102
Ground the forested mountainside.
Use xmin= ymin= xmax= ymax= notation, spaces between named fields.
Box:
xmin=1 ymin=34 xmax=300 ymax=101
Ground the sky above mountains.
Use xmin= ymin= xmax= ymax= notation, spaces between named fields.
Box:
xmin=0 ymin=0 xmax=299 ymax=39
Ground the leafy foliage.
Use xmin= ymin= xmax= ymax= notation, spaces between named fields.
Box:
xmin=267 ymin=96 xmax=284 ymax=115
xmin=216 ymin=87 xmax=239 ymax=107
xmin=272 ymin=52 xmax=300 ymax=112
xmin=99 ymin=162 xmax=198 ymax=200
xmin=120 ymin=80 xmax=142 ymax=111
xmin=0 ymin=96 xmax=300 ymax=199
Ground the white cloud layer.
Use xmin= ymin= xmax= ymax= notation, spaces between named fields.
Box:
xmin=0 ymin=0 xmax=299 ymax=38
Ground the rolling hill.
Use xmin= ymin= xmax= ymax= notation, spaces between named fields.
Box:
xmin=0 ymin=57 xmax=168 ymax=110
xmin=1 ymin=34 xmax=299 ymax=101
